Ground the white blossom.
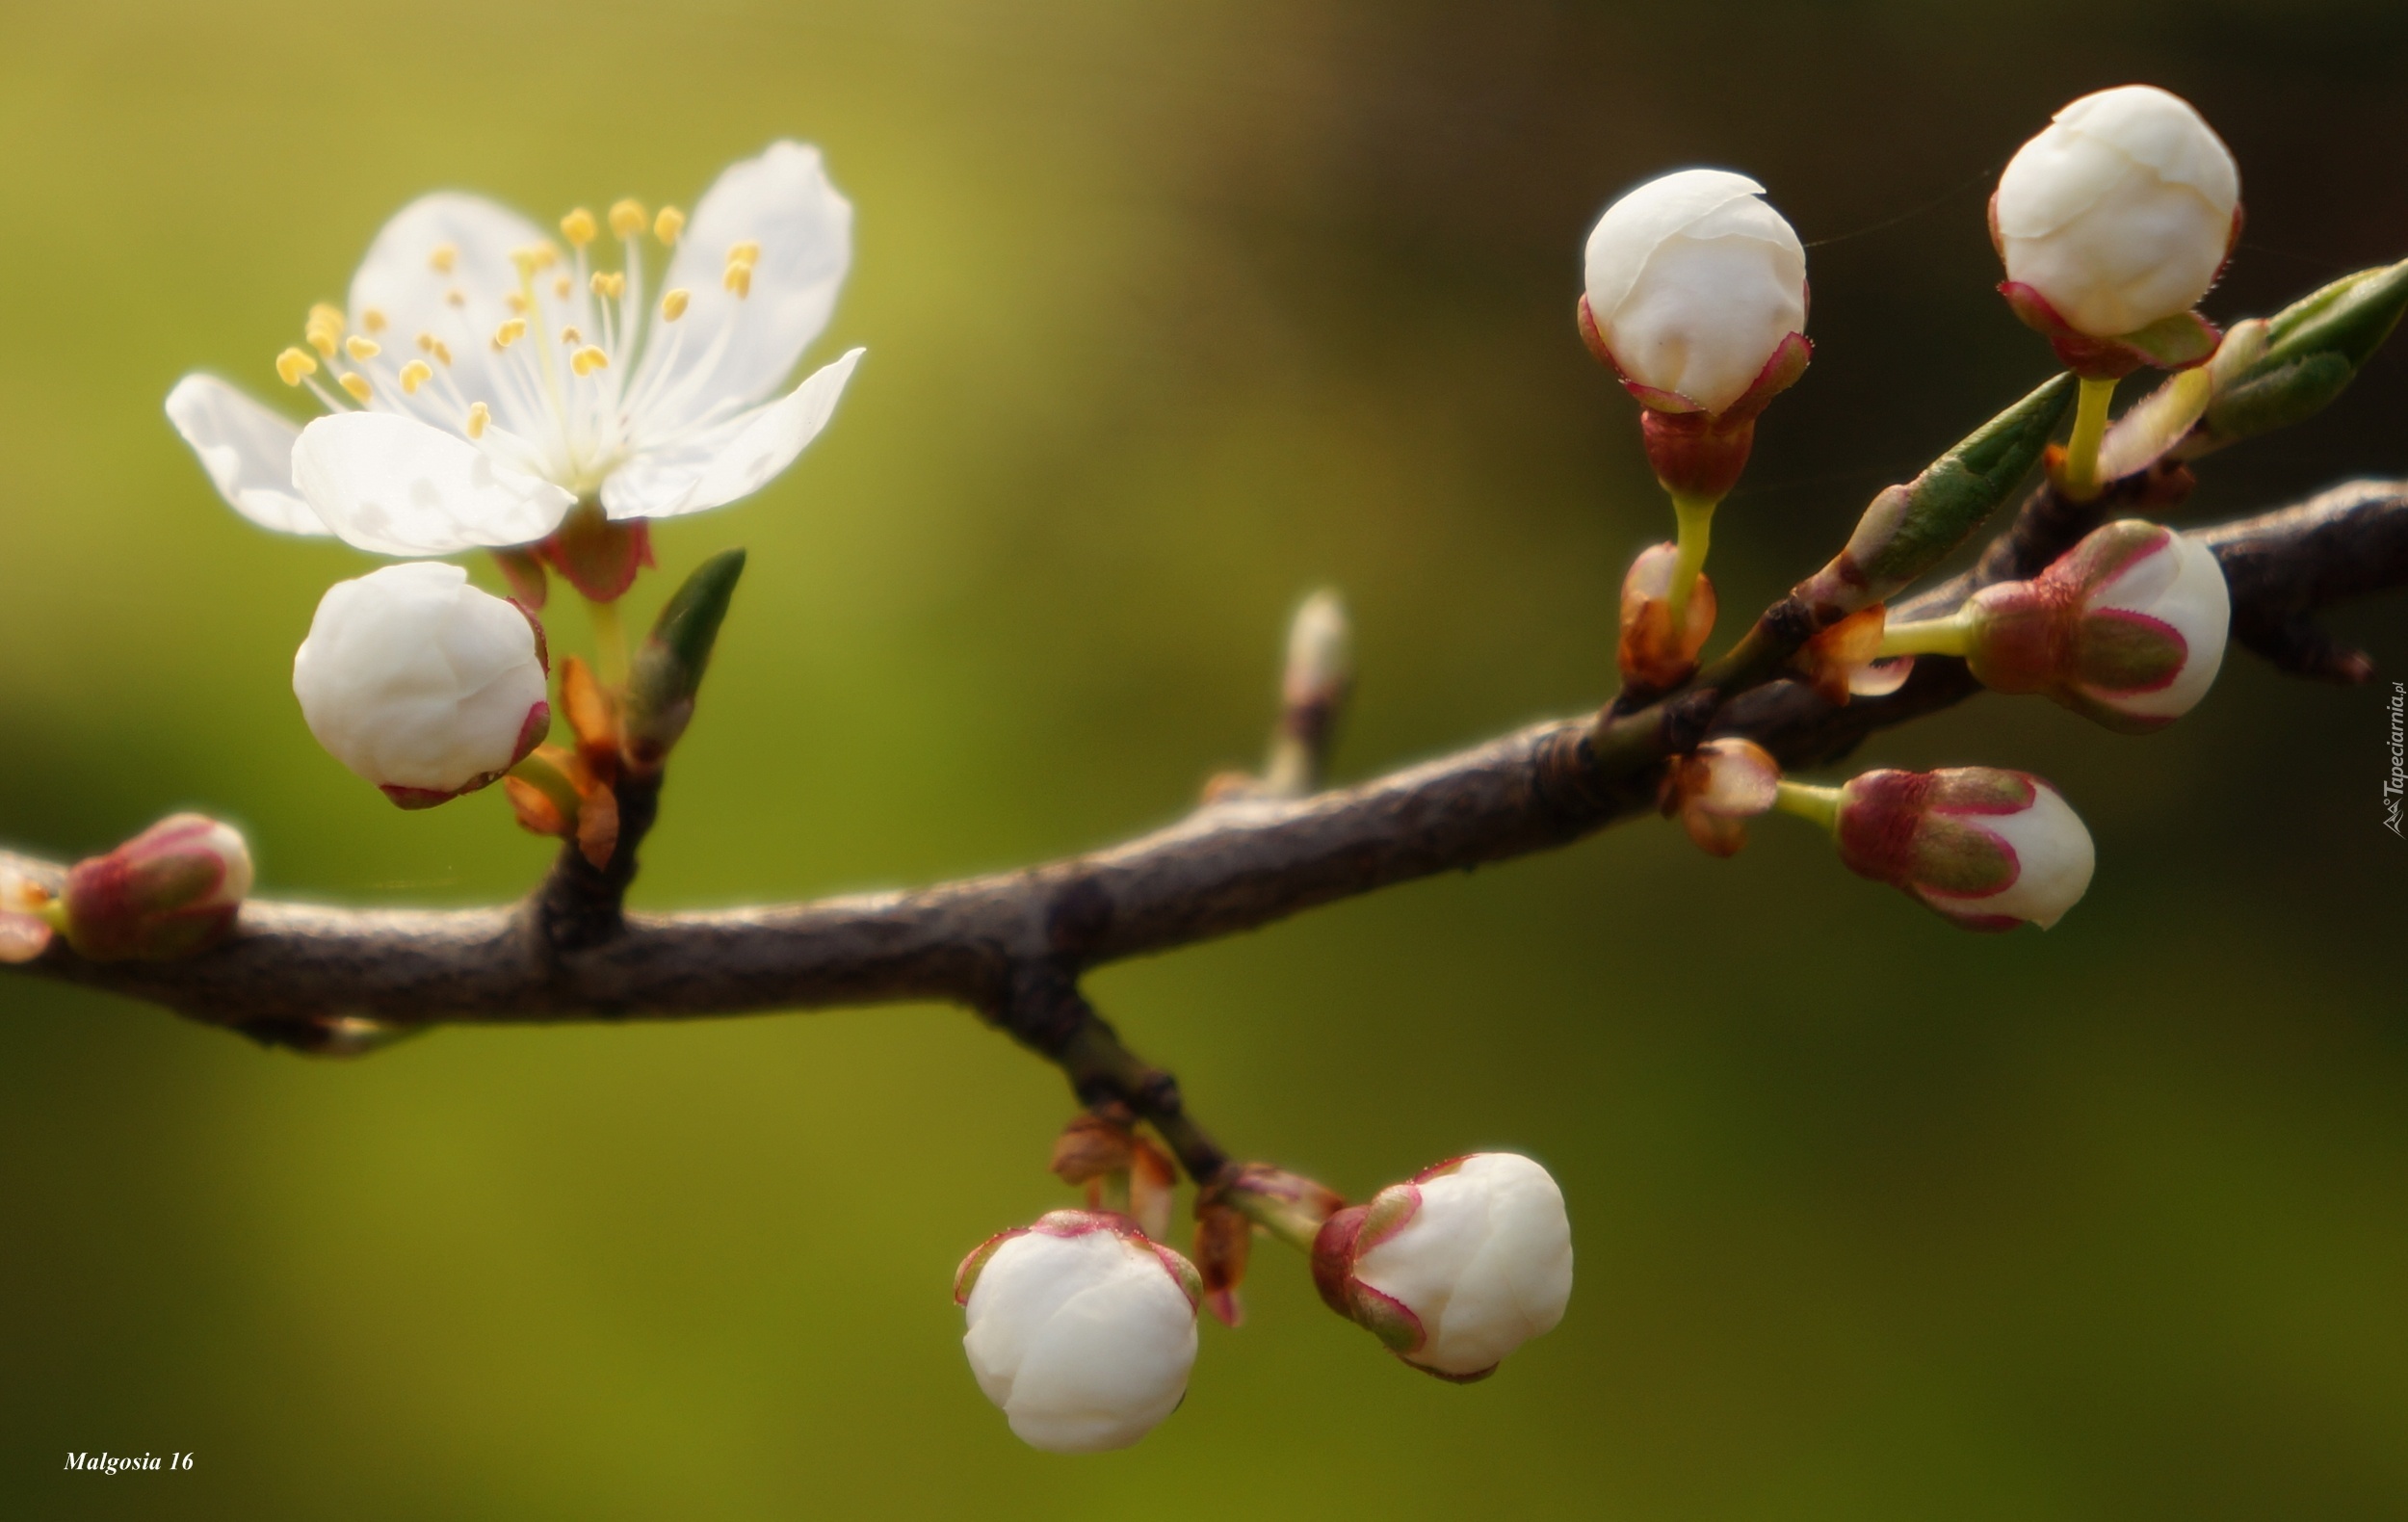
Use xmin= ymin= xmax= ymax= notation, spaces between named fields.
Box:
xmin=1994 ymin=86 xmax=2240 ymax=338
xmin=292 ymin=563 xmax=550 ymax=805
xmin=1583 ymin=170 xmax=1807 ymax=415
xmin=955 ymin=1212 xmax=1201 ymax=1454
xmin=169 ymin=142 xmax=864 ymax=556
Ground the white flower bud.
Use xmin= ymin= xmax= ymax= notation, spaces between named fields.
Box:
xmin=1835 ymin=768 xmax=2096 ymax=932
xmin=1994 ymin=86 xmax=2240 ymax=339
xmin=955 ymin=1211 xmax=1201 ymax=1454
xmin=1583 ymin=170 xmax=1808 ymax=415
xmin=1964 ymin=520 xmax=2230 ymax=731
xmin=293 ymin=563 xmax=551 ymax=808
xmin=1315 ymin=1152 xmax=1574 ymax=1380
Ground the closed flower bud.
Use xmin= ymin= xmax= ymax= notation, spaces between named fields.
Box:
xmin=1581 ymin=170 xmax=1812 ymax=501
xmin=1835 ymin=768 xmax=2095 ymax=932
xmin=293 ymin=563 xmax=551 ymax=808
xmin=1312 ymin=1152 xmax=1573 ymax=1381
xmin=1618 ymin=541 xmax=1716 ymax=692
xmin=955 ymin=1211 xmax=1202 ymax=1454
xmin=1994 ymin=86 xmax=2240 ymax=366
xmin=60 ymin=814 xmax=253 ymax=962
xmin=1961 ymin=520 xmax=2229 ymax=731
xmin=1583 ymin=171 xmax=1808 ymax=416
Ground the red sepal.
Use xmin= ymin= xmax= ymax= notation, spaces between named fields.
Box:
xmin=534 ymin=506 xmax=655 ymax=603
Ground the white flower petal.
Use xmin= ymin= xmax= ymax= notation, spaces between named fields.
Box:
xmin=1583 ymin=169 xmax=1774 ymax=330
xmin=603 ymin=349 xmax=861 ymax=521
xmin=2056 ymin=85 xmax=2239 ymax=211
xmin=1974 ymin=782 xmax=2095 ymax=930
xmin=630 ymin=141 xmax=852 ymax=438
xmin=292 ymin=412 xmax=574 ymax=557
xmin=164 ymin=374 xmax=328 ymax=536
xmin=348 ymin=193 xmax=555 ymax=439
xmin=2090 ymin=532 xmax=2231 ymax=722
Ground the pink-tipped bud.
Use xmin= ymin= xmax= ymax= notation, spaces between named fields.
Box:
xmin=1311 ymin=1152 xmax=1573 ymax=1382
xmin=955 ymin=1211 xmax=1201 ymax=1454
xmin=1835 ymin=768 xmax=2096 ymax=932
xmin=1659 ymin=739 xmax=1781 ymax=857
xmin=293 ymin=563 xmax=552 ymax=808
xmin=1618 ymin=542 xmax=1715 ymax=690
xmin=1962 ymin=520 xmax=2230 ymax=732
xmin=59 ymin=814 xmax=253 ymax=962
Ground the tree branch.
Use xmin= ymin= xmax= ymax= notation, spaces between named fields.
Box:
xmin=7 ymin=480 xmax=2403 ymax=1063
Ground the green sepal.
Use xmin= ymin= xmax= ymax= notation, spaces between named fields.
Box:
xmin=1801 ymin=373 xmax=2074 ymax=614
xmin=2117 ymin=309 xmax=2221 ymax=370
xmin=621 ymin=548 xmax=747 ymax=772
xmin=2187 ymin=259 xmax=2408 ymax=457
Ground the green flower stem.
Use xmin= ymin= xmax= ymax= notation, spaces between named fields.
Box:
xmin=1772 ymin=779 xmax=1843 ymax=834
xmin=1224 ymin=1188 xmax=1328 ymax=1254
xmin=1665 ymin=491 xmax=1720 ymax=630
xmin=585 ymin=594 xmax=629 ymax=689
xmin=1875 ymin=606 xmax=1976 ymax=659
xmin=2060 ymin=375 xmax=2118 ymax=503
xmin=507 ymin=752 xmax=584 ymax=822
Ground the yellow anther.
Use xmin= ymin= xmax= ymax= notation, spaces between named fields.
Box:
xmin=363 ymin=308 xmax=388 ymax=333
xmin=506 ymin=292 xmax=529 ymax=314
xmin=304 ymin=302 xmax=346 ymax=358
xmin=560 ymin=327 xmax=584 ymax=346
xmin=275 ymin=348 xmax=319 ymax=386
xmin=609 ymin=199 xmax=647 ymax=238
xmin=430 ymin=242 xmax=458 ymax=274
xmin=345 ymin=335 xmax=380 ymax=360
xmin=339 ymin=372 xmax=372 ymax=403
xmin=660 ymin=288 xmax=690 ymax=321
xmin=432 ymin=340 xmax=453 ymax=366
xmin=560 ymin=207 xmax=598 ymax=248
xmin=493 ymin=318 xmax=527 ymax=349
xmin=553 ymin=276 xmax=571 ymax=299
xmin=570 ymin=345 xmax=610 ymax=377
xmin=727 ymin=240 xmax=760 ymax=267
xmin=416 ymin=332 xmax=435 ymax=353
xmin=446 ymin=289 xmax=466 ymax=308
xmin=510 ymin=243 xmax=559 ymax=276
xmin=590 ymin=270 xmax=626 ymax=300
xmin=399 ymin=359 xmax=432 ymax=394
xmin=653 ymin=206 xmax=685 ymax=245
xmin=723 ymin=262 xmax=752 ymax=299
xmin=466 ymin=401 xmax=490 ymax=438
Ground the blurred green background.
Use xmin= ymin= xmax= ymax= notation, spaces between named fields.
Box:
xmin=5 ymin=0 xmax=2406 ymax=1516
